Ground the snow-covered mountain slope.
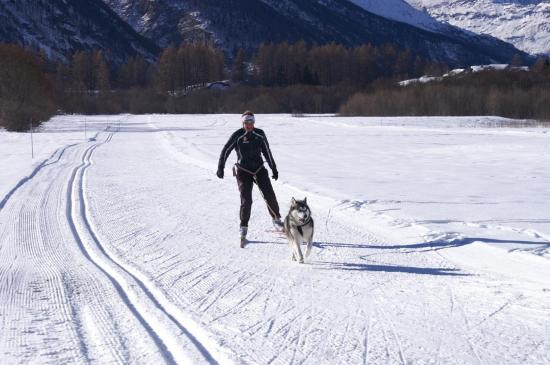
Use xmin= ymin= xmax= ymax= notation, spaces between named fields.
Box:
xmin=0 ymin=0 xmax=159 ymax=63
xmin=348 ymin=0 xmax=534 ymax=62
xmin=1 ymin=115 xmax=549 ymax=364
xmin=406 ymin=0 xmax=550 ymax=55
xmin=349 ymin=0 xmax=445 ymax=32
xmin=102 ymin=0 xmax=529 ymax=65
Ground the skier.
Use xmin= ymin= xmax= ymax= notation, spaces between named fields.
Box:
xmin=217 ymin=111 xmax=284 ymax=247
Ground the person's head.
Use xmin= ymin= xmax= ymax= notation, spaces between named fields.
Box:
xmin=241 ymin=110 xmax=255 ymax=132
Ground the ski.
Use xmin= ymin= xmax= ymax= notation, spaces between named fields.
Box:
xmin=266 ymin=229 xmax=285 ymax=236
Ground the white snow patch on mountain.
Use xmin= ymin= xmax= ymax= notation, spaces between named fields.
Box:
xmin=349 ymin=0 xmax=445 ymax=31
xmin=406 ymin=0 xmax=550 ymax=55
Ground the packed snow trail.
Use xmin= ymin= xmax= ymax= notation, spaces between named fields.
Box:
xmin=86 ymin=116 xmax=548 ymax=364
xmin=1 ymin=115 xmax=549 ymax=364
xmin=0 ymin=128 xmax=228 ymax=364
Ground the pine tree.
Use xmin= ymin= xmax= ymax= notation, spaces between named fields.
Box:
xmin=255 ymin=43 xmax=276 ymax=86
xmin=352 ymin=44 xmax=377 ymax=86
xmin=156 ymin=46 xmax=177 ymax=94
xmin=395 ymin=49 xmax=412 ymax=79
xmin=231 ymin=48 xmax=247 ymax=82
xmin=206 ymin=45 xmax=225 ymax=84
xmin=72 ymin=51 xmax=93 ymax=92
xmin=93 ymin=50 xmax=110 ymax=92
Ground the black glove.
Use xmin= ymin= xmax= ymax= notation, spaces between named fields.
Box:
xmin=216 ymin=168 xmax=224 ymax=179
xmin=272 ymin=169 xmax=278 ymax=180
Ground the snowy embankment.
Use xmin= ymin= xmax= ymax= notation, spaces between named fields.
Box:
xmin=1 ymin=114 xmax=549 ymax=364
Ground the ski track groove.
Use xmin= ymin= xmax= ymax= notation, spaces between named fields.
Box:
xmin=473 ymin=301 xmax=511 ymax=328
xmin=30 ymin=154 xmax=90 ymax=363
xmin=375 ymin=306 xmax=393 ymax=364
xmin=71 ymin=132 xmax=234 ymax=365
xmin=449 ymin=286 xmax=486 ymax=365
xmin=287 ymin=309 xmax=306 ymax=365
xmin=40 ymin=239 xmax=89 ymax=363
xmin=377 ymin=298 xmax=407 ymax=365
xmin=63 ymin=135 xmax=177 ymax=364
xmin=67 ymin=136 xmax=185 ymax=365
xmin=1 ymin=159 xmax=90 ymax=364
xmin=198 ymin=272 xmax=249 ymax=314
xmin=362 ymin=310 xmax=372 ymax=365
xmin=0 ymin=135 xmax=131 ymax=361
xmin=0 ymin=129 xmax=101 ymax=211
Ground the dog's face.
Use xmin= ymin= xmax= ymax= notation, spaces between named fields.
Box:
xmin=289 ymin=197 xmax=311 ymax=224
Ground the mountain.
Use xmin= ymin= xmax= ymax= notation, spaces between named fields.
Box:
xmin=102 ymin=0 xmax=529 ymax=66
xmin=0 ymin=0 xmax=535 ymax=66
xmin=0 ymin=0 xmax=159 ymax=64
xmin=406 ymin=0 xmax=550 ymax=56
xmin=348 ymin=0 xmax=446 ymax=32
xmin=348 ymin=0 xmax=533 ymax=60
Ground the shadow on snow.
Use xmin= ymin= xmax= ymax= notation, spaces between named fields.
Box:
xmin=252 ymin=235 xmax=548 ymax=276
xmin=315 ymin=262 xmax=470 ymax=276
xmin=313 ymin=236 xmax=548 ymax=253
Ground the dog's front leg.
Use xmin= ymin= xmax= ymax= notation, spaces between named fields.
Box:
xmin=288 ymin=240 xmax=297 ymax=261
xmin=293 ymin=240 xmax=304 ymax=264
xmin=305 ymin=237 xmax=313 ymax=258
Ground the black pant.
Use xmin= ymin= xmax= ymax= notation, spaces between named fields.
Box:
xmin=236 ymin=166 xmax=281 ymax=227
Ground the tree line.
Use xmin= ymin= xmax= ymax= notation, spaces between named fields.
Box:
xmin=250 ymin=42 xmax=436 ymax=87
xmin=1 ymin=41 xmax=549 ymax=131
xmin=0 ymin=44 xmax=56 ymax=131
xmin=55 ymin=43 xmax=225 ymax=94
xmin=340 ymin=62 xmax=550 ymax=119
xmin=57 ymin=41 xmax=434 ymax=92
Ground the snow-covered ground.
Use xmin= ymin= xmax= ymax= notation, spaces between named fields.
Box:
xmin=1 ymin=114 xmax=549 ymax=364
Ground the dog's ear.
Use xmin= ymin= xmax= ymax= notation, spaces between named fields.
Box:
xmin=303 ymin=197 xmax=307 ymax=204
xmin=291 ymin=197 xmax=297 ymax=206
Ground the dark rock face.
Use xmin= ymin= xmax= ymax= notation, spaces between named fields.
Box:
xmin=0 ymin=0 xmax=159 ymax=64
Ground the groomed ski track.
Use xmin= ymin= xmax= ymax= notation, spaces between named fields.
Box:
xmin=0 ymin=126 xmax=229 ymax=364
xmin=0 ymin=115 xmax=549 ymax=364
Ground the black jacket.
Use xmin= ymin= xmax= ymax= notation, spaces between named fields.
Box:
xmin=218 ymin=128 xmax=277 ymax=172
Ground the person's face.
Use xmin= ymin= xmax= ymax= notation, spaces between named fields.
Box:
xmin=243 ymin=121 xmax=254 ymax=132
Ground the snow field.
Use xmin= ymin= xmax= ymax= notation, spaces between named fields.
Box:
xmin=1 ymin=114 xmax=549 ymax=364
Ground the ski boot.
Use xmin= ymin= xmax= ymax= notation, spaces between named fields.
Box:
xmin=240 ymin=226 xmax=248 ymax=248
xmin=272 ymin=218 xmax=284 ymax=233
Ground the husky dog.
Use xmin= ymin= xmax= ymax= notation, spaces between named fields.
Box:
xmin=284 ymin=197 xmax=314 ymax=263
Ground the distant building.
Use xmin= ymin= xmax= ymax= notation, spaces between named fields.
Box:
xmin=207 ymin=81 xmax=230 ymax=90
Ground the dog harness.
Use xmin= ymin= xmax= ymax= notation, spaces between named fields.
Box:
xmin=232 ymin=164 xmax=264 ymax=176
xmin=218 ymin=128 xmax=277 ymax=173
xmin=295 ymin=216 xmax=313 ymax=236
